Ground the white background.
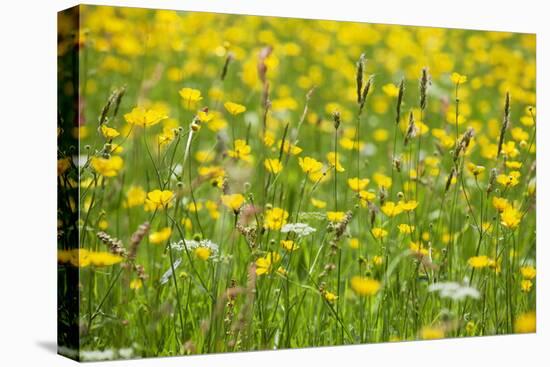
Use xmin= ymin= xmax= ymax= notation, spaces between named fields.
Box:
xmin=0 ymin=0 xmax=546 ymax=366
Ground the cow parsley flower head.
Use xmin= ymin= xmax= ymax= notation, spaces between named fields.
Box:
xmin=428 ymin=281 xmax=480 ymax=301
xmin=281 ymin=223 xmax=316 ymax=237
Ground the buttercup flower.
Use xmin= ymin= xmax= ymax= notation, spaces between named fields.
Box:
xmin=264 ymin=207 xmax=289 ymax=230
xmin=145 ymin=189 xmax=174 ymax=210
xmin=224 ymin=101 xmax=247 ymax=115
xmin=221 ymin=193 xmax=245 ymax=212
xmin=124 ymin=106 xmax=168 ymax=127
xmin=350 ymin=276 xmax=381 ymax=296
xmin=90 ymin=156 xmax=124 ymax=177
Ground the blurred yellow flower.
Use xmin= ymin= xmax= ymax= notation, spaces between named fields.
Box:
xmin=326 ymin=152 xmax=345 ymax=172
xmin=124 ymin=106 xmax=167 ymax=127
xmin=350 ymin=276 xmax=381 ymax=296
xmin=130 ymin=279 xmax=143 ymax=290
xmin=451 ymin=72 xmax=467 ymax=84
xmin=195 ymin=247 xmax=212 ymax=261
xmin=371 ymin=227 xmax=388 ymax=239
xmin=179 ymin=87 xmax=203 ymax=108
xmin=281 ymin=240 xmax=299 ymax=252
xmin=381 ymin=201 xmax=403 ymax=217
xmin=348 ymin=177 xmax=370 ymax=192
xmin=322 ymin=290 xmax=338 ymax=303
xmin=468 ymin=255 xmax=490 ymax=268
xmin=264 ymin=158 xmax=283 ymax=174
xmin=327 ymin=211 xmax=345 ymax=223
xmin=145 ymin=189 xmax=173 ymax=210
xmin=149 ymin=227 xmax=172 ymax=244
xmin=520 ymin=266 xmax=536 ymax=280
xmin=227 ymin=139 xmax=252 ymax=162
xmin=264 ymin=207 xmax=289 ymax=230
xmin=126 ymin=186 xmax=146 ymax=208
xmin=255 ymin=252 xmax=281 ymax=275
xmin=500 ymin=206 xmax=521 ymax=229
xmin=221 ymin=193 xmax=245 ymax=212
xmin=514 ymin=311 xmax=536 ymax=333
xmin=100 ymin=125 xmax=120 ymax=139
xmin=382 ymin=83 xmax=400 ymax=97
xmin=90 ymin=155 xmax=124 ymax=177
xmin=311 ymin=197 xmax=327 ymax=208
xmin=224 ymin=101 xmax=247 ymax=115
xmin=299 ymin=156 xmax=323 ymax=174
xmin=420 ymin=326 xmax=445 ymax=340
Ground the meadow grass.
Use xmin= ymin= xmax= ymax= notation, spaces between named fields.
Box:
xmin=57 ymin=5 xmax=536 ymax=361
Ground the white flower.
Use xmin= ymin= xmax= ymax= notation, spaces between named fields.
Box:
xmin=170 ymin=239 xmax=219 ymax=253
xmin=281 ymin=223 xmax=316 ymax=237
xmin=428 ymin=281 xmax=480 ymax=301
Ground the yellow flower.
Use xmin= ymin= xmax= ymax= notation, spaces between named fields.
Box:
xmin=358 ymin=190 xmax=376 ymax=207
xmin=347 ymin=177 xmax=370 ymax=192
xmin=327 ymin=211 xmax=345 ymax=223
xmin=514 ymin=311 xmax=536 ymax=333
xmin=399 ymin=200 xmax=418 ymax=211
xmin=381 ymin=201 xmax=403 ymax=217
xmin=371 ymin=227 xmax=388 ymax=239
xmin=264 ymin=207 xmax=289 ymax=230
xmin=130 ymin=279 xmax=143 ymax=290
xmin=90 ymin=155 xmax=124 ymax=177
xmin=420 ymin=326 xmax=445 ymax=340
xmin=100 ymin=125 xmax=120 ymax=139
xmin=373 ymin=173 xmax=392 ymax=188
xmin=98 ymin=219 xmax=109 ymax=230
xmin=221 ymin=193 xmax=245 ymax=212
xmin=149 ymin=227 xmax=172 ymax=244
xmin=227 ymin=139 xmax=252 ymax=162
xmin=196 ymin=110 xmax=215 ymax=123
xmin=348 ymin=238 xmax=360 ymax=249
xmin=125 ymin=186 xmax=146 ymax=208
xmin=195 ymin=150 xmax=215 ymax=163
xmin=298 ymin=156 xmax=323 ymax=174
xmin=451 ymin=72 xmax=467 ymax=85
xmin=279 ymin=140 xmax=303 ymax=155
xmin=467 ymin=162 xmax=486 ymax=176
xmin=500 ymin=206 xmax=521 ymax=229
xmin=145 ymin=189 xmax=173 ymax=211
xmin=264 ymin=158 xmax=283 ymax=174
xmin=382 ymin=83 xmax=399 ymax=97
xmin=497 ymin=171 xmax=521 ymax=187
xmin=187 ymin=201 xmax=202 ymax=213
xmin=372 ymin=256 xmax=384 ymax=266
xmin=492 ymin=197 xmax=510 ymax=212
xmin=521 ymin=279 xmax=533 ymax=293
xmin=255 ymin=252 xmax=281 ymax=275
xmin=398 ymin=224 xmax=415 ymax=234
xmin=350 ymin=276 xmax=381 ymax=296
xmin=326 ymin=152 xmax=345 ymax=172
xmin=373 ymin=128 xmax=389 ymax=142
xmin=468 ymin=255 xmax=490 ymax=268
xmin=88 ymin=251 xmax=124 ymax=267
xmin=505 ymin=161 xmax=522 ymax=169
xmin=409 ymin=242 xmax=428 ymax=257
xmin=322 ymin=290 xmax=338 ymax=303
xmin=281 ymin=240 xmax=299 ymax=252
xmin=224 ymin=101 xmax=247 ymax=115
xmin=311 ymin=198 xmax=327 ymax=208
xmin=179 ymin=87 xmax=203 ymax=108
xmin=195 ymin=247 xmax=212 ymax=261
xmin=124 ymin=106 xmax=167 ymax=127
xmin=520 ymin=266 xmax=536 ymax=280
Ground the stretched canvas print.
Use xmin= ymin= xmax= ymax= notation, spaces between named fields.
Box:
xmin=57 ymin=4 xmax=537 ymax=361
